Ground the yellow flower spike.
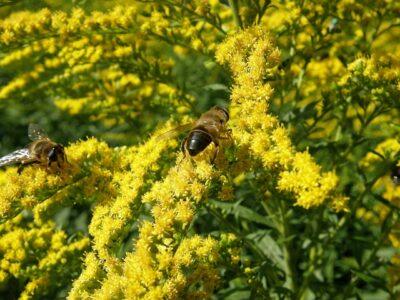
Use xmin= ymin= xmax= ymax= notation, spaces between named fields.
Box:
xmin=0 ymin=215 xmax=88 ymax=299
xmin=69 ymin=252 xmax=105 ymax=299
xmin=72 ymin=125 xmax=175 ymax=281
xmin=94 ymin=134 xmax=227 ymax=298
xmin=331 ymin=195 xmax=350 ymax=213
xmin=175 ymin=200 xmax=194 ymax=225
xmin=216 ymin=26 xmax=343 ymax=210
xmin=0 ymin=138 xmax=118 ymax=221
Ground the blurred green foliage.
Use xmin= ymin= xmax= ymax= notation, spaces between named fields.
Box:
xmin=0 ymin=0 xmax=399 ymax=299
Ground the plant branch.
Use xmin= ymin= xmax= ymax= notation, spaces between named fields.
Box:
xmin=228 ymin=0 xmax=243 ymax=29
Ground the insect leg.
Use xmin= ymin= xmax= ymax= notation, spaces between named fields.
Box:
xmin=64 ymin=153 xmax=70 ymax=165
xmin=17 ymin=160 xmax=40 ymax=174
xmin=211 ymin=139 xmax=220 ymax=164
xmin=219 ymin=128 xmax=232 ymax=140
xmin=181 ymin=137 xmax=188 ymax=158
xmin=226 ymin=128 xmax=233 ymax=139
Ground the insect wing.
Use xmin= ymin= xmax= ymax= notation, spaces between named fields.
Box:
xmin=28 ymin=124 xmax=49 ymax=141
xmin=156 ymin=123 xmax=194 ymax=141
xmin=0 ymin=148 xmax=31 ymax=167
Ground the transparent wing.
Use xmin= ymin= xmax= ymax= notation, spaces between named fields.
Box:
xmin=0 ymin=148 xmax=31 ymax=167
xmin=156 ymin=123 xmax=194 ymax=141
xmin=28 ymin=124 xmax=49 ymax=141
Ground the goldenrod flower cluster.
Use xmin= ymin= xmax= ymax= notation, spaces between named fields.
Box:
xmin=70 ymin=149 xmax=235 ymax=298
xmin=258 ymin=0 xmax=400 ymax=143
xmin=0 ymin=0 xmax=399 ymax=298
xmin=0 ymin=214 xmax=88 ymax=299
xmin=216 ymin=27 xmax=345 ymax=210
xmin=88 ymin=131 xmax=174 ymax=266
xmin=0 ymin=138 xmax=119 ymax=221
xmin=340 ymin=54 xmax=400 ymax=103
xmin=0 ymin=4 xmax=230 ymax=131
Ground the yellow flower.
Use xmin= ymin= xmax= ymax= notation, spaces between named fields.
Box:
xmin=216 ymin=26 xmax=342 ymax=210
xmin=0 ymin=215 xmax=88 ymax=299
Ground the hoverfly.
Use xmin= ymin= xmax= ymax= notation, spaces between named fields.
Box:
xmin=0 ymin=124 xmax=67 ymax=173
xmin=158 ymin=106 xmax=231 ymax=163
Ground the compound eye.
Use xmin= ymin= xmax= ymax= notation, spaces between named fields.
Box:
xmin=48 ymin=148 xmax=57 ymax=161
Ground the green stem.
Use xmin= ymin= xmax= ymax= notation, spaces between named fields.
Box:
xmin=206 ymin=204 xmax=279 ymax=285
xmin=342 ymin=208 xmax=396 ymax=298
xmin=228 ymin=0 xmax=243 ymax=29
xmin=161 ymin=0 xmax=227 ymax=34
xmin=277 ymin=200 xmax=298 ymax=298
xmin=296 ymin=209 xmax=325 ymax=299
xmin=206 ymin=205 xmax=267 ymax=261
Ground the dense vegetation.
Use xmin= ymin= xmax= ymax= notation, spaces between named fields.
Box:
xmin=0 ymin=0 xmax=399 ymax=299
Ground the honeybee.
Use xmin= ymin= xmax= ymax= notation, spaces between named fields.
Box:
xmin=159 ymin=106 xmax=231 ymax=163
xmin=0 ymin=124 xmax=67 ymax=173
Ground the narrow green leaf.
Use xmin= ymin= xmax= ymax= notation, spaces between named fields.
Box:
xmin=247 ymin=230 xmax=285 ymax=270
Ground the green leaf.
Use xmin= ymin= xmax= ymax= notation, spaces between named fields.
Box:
xmin=376 ymin=247 xmax=396 ymax=261
xmin=356 ymin=289 xmax=390 ymax=300
xmin=323 ymin=250 xmax=336 ymax=282
xmin=352 ymin=270 xmax=383 ymax=285
xmin=299 ymin=288 xmax=316 ymax=300
xmin=336 ymin=257 xmax=359 ymax=270
xmin=247 ymin=230 xmax=284 ymax=270
xmin=202 ymin=83 xmax=230 ymax=92
xmin=210 ymin=200 xmax=276 ymax=228
xmin=223 ymin=290 xmax=251 ymax=300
